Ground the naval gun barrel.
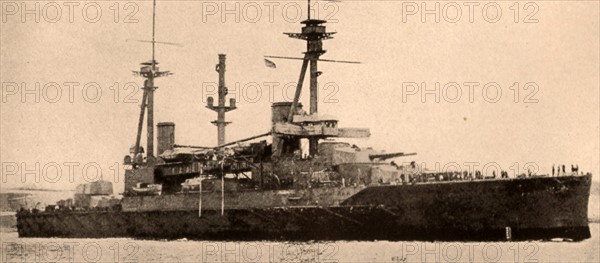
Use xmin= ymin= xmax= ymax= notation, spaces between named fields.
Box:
xmin=369 ymin=152 xmax=417 ymax=161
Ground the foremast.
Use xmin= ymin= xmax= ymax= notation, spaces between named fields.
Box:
xmin=131 ymin=0 xmax=172 ymax=164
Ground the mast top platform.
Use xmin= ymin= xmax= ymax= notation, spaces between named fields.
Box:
xmin=141 ymin=60 xmax=159 ymax=66
xmin=301 ymin=19 xmax=327 ymax=25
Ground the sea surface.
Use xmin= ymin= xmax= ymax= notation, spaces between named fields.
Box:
xmin=1 ymin=223 xmax=598 ymax=263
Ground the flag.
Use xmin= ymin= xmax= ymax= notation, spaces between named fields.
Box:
xmin=264 ymin=59 xmax=276 ymax=68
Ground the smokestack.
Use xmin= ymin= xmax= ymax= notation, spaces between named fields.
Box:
xmin=157 ymin=122 xmax=175 ymax=155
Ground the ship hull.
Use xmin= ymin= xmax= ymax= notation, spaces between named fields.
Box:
xmin=16 ymin=175 xmax=592 ymax=241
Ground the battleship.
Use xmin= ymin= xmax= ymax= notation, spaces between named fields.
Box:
xmin=16 ymin=0 xmax=592 ymax=242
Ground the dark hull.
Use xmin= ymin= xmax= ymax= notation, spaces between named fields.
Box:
xmin=16 ymin=175 xmax=592 ymax=241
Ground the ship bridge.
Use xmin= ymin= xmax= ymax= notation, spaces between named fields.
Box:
xmin=273 ymin=113 xmax=370 ymax=138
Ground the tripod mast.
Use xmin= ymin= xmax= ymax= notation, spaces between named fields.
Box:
xmin=132 ymin=0 xmax=172 ymax=163
xmin=285 ymin=0 xmax=336 ymax=155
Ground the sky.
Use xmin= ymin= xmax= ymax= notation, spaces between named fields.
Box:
xmin=1 ymin=0 xmax=599 ymax=192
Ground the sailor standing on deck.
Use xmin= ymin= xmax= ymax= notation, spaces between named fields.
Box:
xmin=571 ymin=164 xmax=574 ymax=174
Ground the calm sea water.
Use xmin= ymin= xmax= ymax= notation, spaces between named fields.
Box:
xmin=1 ymin=224 xmax=598 ymax=263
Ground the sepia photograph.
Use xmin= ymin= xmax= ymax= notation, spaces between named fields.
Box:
xmin=1 ymin=0 xmax=599 ymax=262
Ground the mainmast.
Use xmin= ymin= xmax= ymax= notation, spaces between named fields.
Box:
xmin=207 ymin=54 xmax=237 ymax=146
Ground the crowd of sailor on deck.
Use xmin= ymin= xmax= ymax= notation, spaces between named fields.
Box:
xmin=394 ymin=163 xmax=584 ymax=184
xmin=552 ymin=164 xmax=579 ymax=176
